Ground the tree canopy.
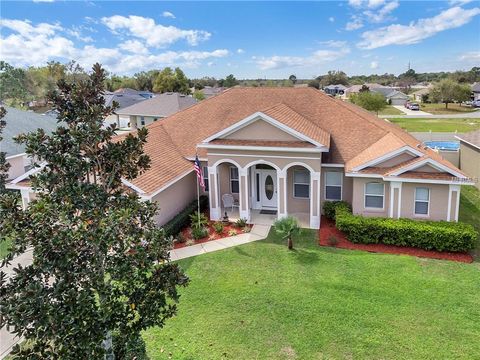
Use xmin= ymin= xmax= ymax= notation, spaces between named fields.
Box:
xmin=0 ymin=64 xmax=188 ymax=359
xmin=350 ymin=91 xmax=386 ymax=115
xmin=153 ymin=67 xmax=191 ymax=94
xmin=430 ymin=79 xmax=472 ymax=108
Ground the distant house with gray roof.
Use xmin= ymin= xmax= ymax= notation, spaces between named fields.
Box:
xmin=0 ymin=106 xmax=58 ymax=180
xmin=372 ymin=87 xmax=409 ymax=105
xmin=323 ymin=84 xmax=347 ymax=96
xmin=103 ymin=91 xmax=150 ymax=128
xmin=117 ymin=92 xmax=197 ymax=129
xmin=472 ymin=83 xmax=480 ymax=101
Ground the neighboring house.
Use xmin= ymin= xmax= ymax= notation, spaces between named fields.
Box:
xmin=411 ymin=88 xmax=430 ymax=102
xmin=1 ymin=106 xmax=58 ymax=180
xmin=103 ymin=92 xmax=148 ymax=128
xmin=344 ymin=83 xmax=385 ymax=98
xmin=323 ymin=84 xmax=347 ymax=96
xmin=113 ymin=88 xmax=153 ymax=99
xmin=117 ymin=92 xmax=197 ymax=129
xmin=200 ymin=86 xmax=226 ymax=99
xmin=9 ymin=88 xmax=472 ymax=227
xmin=372 ymin=88 xmax=409 ymax=105
xmin=471 ymin=83 xmax=480 ymax=101
xmin=455 ymin=130 xmax=480 ymax=190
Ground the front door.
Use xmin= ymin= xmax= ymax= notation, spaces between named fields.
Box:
xmin=259 ymin=170 xmax=277 ymax=208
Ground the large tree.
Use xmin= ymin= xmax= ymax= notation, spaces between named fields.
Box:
xmin=319 ymin=70 xmax=349 ymax=87
xmin=0 ymin=107 xmax=9 ymax=191
xmin=350 ymin=91 xmax=386 ymax=115
xmin=222 ymin=74 xmax=239 ymax=88
xmin=0 ymin=64 xmax=188 ymax=359
xmin=153 ymin=67 xmax=191 ymax=94
xmin=430 ymin=79 xmax=472 ymax=108
xmin=0 ymin=61 xmax=30 ymax=107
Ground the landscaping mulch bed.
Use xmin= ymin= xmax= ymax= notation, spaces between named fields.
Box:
xmin=319 ymin=216 xmax=473 ymax=263
xmin=173 ymin=221 xmax=251 ymax=249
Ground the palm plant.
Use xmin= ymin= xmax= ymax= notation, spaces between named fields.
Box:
xmin=190 ymin=211 xmax=209 ymax=230
xmin=274 ymin=216 xmax=301 ymax=250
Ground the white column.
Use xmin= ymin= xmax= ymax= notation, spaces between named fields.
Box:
xmin=208 ymin=166 xmax=221 ymax=221
xmin=447 ymin=184 xmax=460 ymax=222
xmin=277 ymin=169 xmax=287 ymax=220
xmin=389 ymin=181 xmax=402 ymax=219
xmin=309 ymin=171 xmax=321 ymax=229
xmin=239 ymin=167 xmax=250 ymax=221
xmin=20 ymin=189 xmax=31 ymax=210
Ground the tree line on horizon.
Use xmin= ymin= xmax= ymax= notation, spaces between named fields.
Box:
xmin=1 ymin=60 xmax=479 ymax=110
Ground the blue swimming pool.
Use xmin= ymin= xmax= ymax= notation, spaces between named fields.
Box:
xmin=424 ymin=141 xmax=460 ymax=151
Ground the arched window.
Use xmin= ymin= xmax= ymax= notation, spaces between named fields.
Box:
xmin=364 ymin=182 xmax=384 ymax=209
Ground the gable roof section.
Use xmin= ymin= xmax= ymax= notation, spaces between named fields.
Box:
xmin=201 ymin=103 xmax=330 ymax=149
xmin=455 ymin=129 xmax=480 ymax=150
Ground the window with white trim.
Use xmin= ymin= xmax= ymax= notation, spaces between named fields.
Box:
xmin=293 ymin=170 xmax=310 ymax=199
xmin=140 ymin=116 xmax=145 ymax=126
xmin=365 ymin=182 xmax=384 ymax=209
xmin=325 ymin=171 xmax=342 ymax=200
xmin=230 ymin=167 xmax=239 ymax=194
xmin=203 ymin=166 xmax=209 ymax=191
xmin=414 ymin=187 xmax=429 ymax=215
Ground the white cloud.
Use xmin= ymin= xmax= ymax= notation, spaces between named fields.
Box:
xmin=358 ymin=6 xmax=480 ymax=49
xmin=364 ymin=1 xmax=399 ymax=23
xmin=348 ymin=0 xmax=363 ymax=7
xmin=119 ymin=40 xmax=149 ymax=54
xmin=346 ymin=17 xmax=364 ymax=30
xmin=329 ymin=17 xmax=335 ymax=22
xmin=101 ymin=15 xmax=211 ymax=47
xmin=0 ymin=18 xmax=228 ymax=74
xmin=162 ymin=11 xmax=176 ymax=19
xmin=255 ymin=47 xmax=350 ymax=70
xmin=459 ymin=51 xmax=480 ymax=62
xmin=237 ymin=48 xmax=245 ymax=54
xmin=319 ymin=40 xmax=348 ymax=48
xmin=449 ymin=0 xmax=473 ymax=5
xmin=370 ymin=61 xmax=379 ymax=69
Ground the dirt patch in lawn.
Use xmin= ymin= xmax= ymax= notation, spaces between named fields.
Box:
xmin=319 ymin=216 xmax=473 ymax=263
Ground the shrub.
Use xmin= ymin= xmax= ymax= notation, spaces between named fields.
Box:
xmin=242 ymin=226 xmax=251 ymax=233
xmin=235 ymin=218 xmax=247 ymax=228
xmin=191 ymin=227 xmax=208 ymax=240
xmin=162 ymin=195 xmax=208 ymax=237
xmin=213 ymin=222 xmax=224 ymax=234
xmin=175 ymin=232 xmax=186 ymax=243
xmin=228 ymin=229 xmax=237 ymax=236
xmin=323 ymin=201 xmax=351 ymax=220
xmin=334 ymin=205 xmax=477 ymax=253
xmin=190 ymin=211 xmax=209 ymax=230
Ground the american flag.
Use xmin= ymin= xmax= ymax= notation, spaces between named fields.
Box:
xmin=194 ymin=155 xmax=205 ymax=190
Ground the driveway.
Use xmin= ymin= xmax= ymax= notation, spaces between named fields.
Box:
xmin=392 ymin=105 xmax=432 ymax=116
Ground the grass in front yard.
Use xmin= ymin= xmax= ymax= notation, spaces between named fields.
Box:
xmin=420 ymin=103 xmax=478 ymax=114
xmin=389 ymin=117 xmax=480 ymax=132
xmin=144 ymin=229 xmax=480 ymax=359
xmin=0 ymin=239 xmax=12 ymax=259
xmin=378 ymin=105 xmax=405 ymax=115
xmin=459 ymin=185 xmax=480 ymax=258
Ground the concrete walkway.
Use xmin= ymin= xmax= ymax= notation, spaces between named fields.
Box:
xmin=0 ymin=225 xmax=271 ymax=359
xmin=170 ymin=224 xmax=271 ymax=261
xmin=392 ymin=105 xmax=432 ymax=116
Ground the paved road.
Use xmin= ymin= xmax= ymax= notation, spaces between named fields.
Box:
xmin=392 ymin=105 xmax=432 ymax=116
xmin=382 ymin=109 xmax=480 ymax=119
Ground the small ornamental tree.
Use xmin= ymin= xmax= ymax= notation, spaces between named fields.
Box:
xmin=274 ymin=216 xmax=301 ymax=250
xmin=0 ymin=64 xmax=188 ymax=359
xmin=350 ymin=91 xmax=386 ymax=115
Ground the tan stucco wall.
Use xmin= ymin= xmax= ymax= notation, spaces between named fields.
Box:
xmin=7 ymin=155 xmax=30 ymax=180
xmin=130 ymin=115 xmax=163 ymax=129
xmin=438 ymin=150 xmax=459 ymax=168
xmin=400 ymin=183 xmax=450 ymax=221
xmin=152 ymin=171 xmax=197 ymax=226
xmin=459 ymin=142 xmax=480 ymax=190
xmin=224 ymin=120 xmax=299 ymax=141
xmin=217 ymin=162 xmax=239 ymax=202
xmin=319 ymin=167 xmax=352 ymax=213
xmin=352 ymin=177 xmax=390 ymax=217
xmin=207 ymin=149 xmax=322 ymax=172
xmin=286 ymin=166 xmax=310 ymax=214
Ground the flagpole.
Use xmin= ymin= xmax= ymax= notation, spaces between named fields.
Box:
xmin=197 ymin=175 xmax=200 ymax=229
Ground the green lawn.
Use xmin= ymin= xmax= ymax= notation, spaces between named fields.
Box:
xmin=0 ymin=239 xmax=12 ymax=259
xmin=378 ymin=105 xmax=405 ymax=115
xmin=420 ymin=103 xmax=478 ymax=114
xmin=389 ymin=117 xmax=480 ymax=132
xmin=144 ymin=229 xmax=480 ymax=359
xmin=459 ymin=185 xmax=480 ymax=258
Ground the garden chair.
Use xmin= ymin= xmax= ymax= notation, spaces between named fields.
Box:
xmin=222 ymin=193 xmax=239 ymax=212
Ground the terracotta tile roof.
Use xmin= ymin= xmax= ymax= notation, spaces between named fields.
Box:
xmin=110 ymin=87 xmax=465 ymax=195
xmin=397 ymin=171 xmax=458 ymax=181
xmin=208 ymin=139 xmax=316 ymax=148
xmin=261 ymin=103 xmax=330 ymax=147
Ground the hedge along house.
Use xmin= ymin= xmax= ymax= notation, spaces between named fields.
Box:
xmin=9 ymin=87 xmax=474 ymax=228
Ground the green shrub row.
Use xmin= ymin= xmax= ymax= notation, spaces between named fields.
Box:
xmin=323 ymin=201 xmax=477 ymax=253
xmin=162 ymin=195 xmax=209 ymax=237
xmin=323 ymin=200 xmax=351 ymax=220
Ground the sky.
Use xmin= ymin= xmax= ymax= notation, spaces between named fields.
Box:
xmin=0 ymin=0 xmax=479 ymax=79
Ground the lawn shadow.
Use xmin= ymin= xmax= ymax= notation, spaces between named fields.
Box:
xmin=176 ymin=255 xmax=197 ymax=272
xmin=233 ymin=245 xmax=256 ymax=259
xmin=289 ymin=247 xmax=320 ymax=265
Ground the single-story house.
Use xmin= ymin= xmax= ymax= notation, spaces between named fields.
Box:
xmin=455 ymin=130 xmax=480 ymax=190
xmin=323 ymin=84 xmax=347 ymax=96
xmin=372 ymin=88 xmax=409 ymax=105
xmin=411 ymin=88 xmax=430 ymax=102
xmin=471 ymin=83 xmax=480 ymax=101
xmin=10 ymin=88 xmax=472 ymax=228
xmin=113 ymin=88 xmax=153 ymax=99
xmin=1 ymin=106 xmax=58 ymax=180
xmin=103 ymin=92 xmax=149 ymax=128
xmin=117 ymin=92 xmax=197 ymax=129
xmin=200 ymin=86 xmax=226 ymax=99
